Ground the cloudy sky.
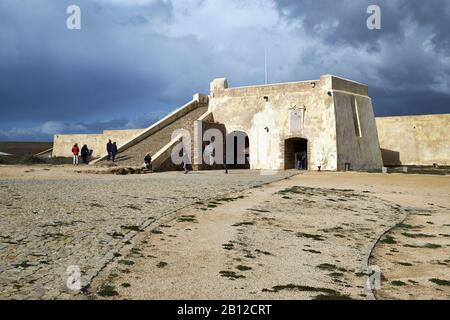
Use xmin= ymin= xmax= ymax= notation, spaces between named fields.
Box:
xmin=0 ymin=0 xmax=449 ymax=141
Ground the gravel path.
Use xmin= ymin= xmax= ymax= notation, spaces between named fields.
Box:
xmin=90 ymin=176 xmax=404 ymax=300
xmin=0 ymin=169 xmax=294 ymax=299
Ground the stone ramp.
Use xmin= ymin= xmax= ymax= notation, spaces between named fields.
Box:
xmin=92 ymin=94 xmax=209 ymax=167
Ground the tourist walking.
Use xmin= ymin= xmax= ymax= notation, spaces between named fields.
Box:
xmin=224 ymin=153 xmax=228 ymax=174
xmin=182 ymin=152 xmax=189 ymax=174
xmin=72 ymin=144 xmax=80 ymax=166
xmin=144 ymin=153 xmax=152 ymax=170
xmin=106 ymin=140 xmax=113 ymax=160
xmin=81 ymin=144 xmax=89 ymax=165
xmin=111 ymin=142 xmax=118 ymax=162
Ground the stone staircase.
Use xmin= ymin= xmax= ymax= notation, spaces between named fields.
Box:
xmin=92 ymin=94 xmax=209 ymax=168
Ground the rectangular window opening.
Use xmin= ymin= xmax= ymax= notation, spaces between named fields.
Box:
xmin=351 ymin=97 xmax=362 ymax=138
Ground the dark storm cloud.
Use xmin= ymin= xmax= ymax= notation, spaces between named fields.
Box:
xmin=275 ymin=0 xmax=450 ymax=115
xmin=0 ymin=0 xmax=449 ymax=141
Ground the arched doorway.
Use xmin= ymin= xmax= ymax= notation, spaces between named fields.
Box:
xmin=226 ymin=131 xmax=250 ymax=169
xmin=284 ymin=138 xmax=308 ymax=170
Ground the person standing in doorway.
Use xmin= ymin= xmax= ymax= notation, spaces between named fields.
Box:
xmin=111 ymin=142 xmax=118 ymax=162
xmin=300 ymin=152 xmax=306 ymax=170
xmin=72 ymin=144 xmax=80 ymax=166
xmin=106 ymin=140 xmax=113 ymax=160
xmin=296 ymin=153 xmax=303 ymax=170
xmin=81 ymin=144 xmax=89 ymax=165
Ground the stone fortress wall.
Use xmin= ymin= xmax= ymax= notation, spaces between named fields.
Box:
xmin=376 ymin=114 xmax=450 ymax=166
xmin=51 ymin=76 xmax=449 ymax=170
xmin=53 ymin=129 xmax=143 ymax=158
xmin=208 ymin=75 xmax=383 ymax=171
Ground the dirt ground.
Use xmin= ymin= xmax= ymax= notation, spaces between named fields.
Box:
xmin=86 ymin=170 xmax=450 ymax=300
xmin=0 ymin=165 xmax=448 ymax=300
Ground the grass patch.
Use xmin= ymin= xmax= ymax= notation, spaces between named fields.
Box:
xmin=317 ymin=264 xmax=337 ymax=271
xmin=430 ymin=278 xmax=450 ymax=286
xmin=118 ymin=260 xmax=135 ymax=266
xmin=236 ymin=265 xmax=252 ymax=271
xmin=109 ymin=231 xmax=125 ymax=239
xmin=13 ymin=261 xmax=33 ymax=268
xmin=391 ymin=280 xmax=407 ymax=286
xmin=314 ymin=293 xmax=352 ymax=300
xmin=121 ymin=225 xmax=143 ymax=232
xmin=296 ymin=232 xmax=325 ymax=241
xmin=429 ymin=278 xmax=450 ymax=286
xmin=302 ymin=249 xmax=321 ymax=254
xmin=380 ymin=235 xmax=397 ymax=244
xmin=248 ymin=208 xmax=271 ymax=213
xmin=401 ymin=232 xmax=434 ymax=238
xmin=404 ymin=243 xmax=442 ymax=249
xmin=97 ymin=285 xmax=118 ymax=297
xmin=220 ymin=271 xmax=245 ymax=280
xmin=232 ymin=221 xmax=255 ymax=227
xmin=122 ymin=204 xmax=141 ymax=211
xmin=156 ymin=261 xmax=168 ymax=268
xmin=263 ymin=284 xmax=339 ymax=296
xmin=255 ymin=249 xmax=273 ymax=256
xmin=0 ymin=155 xmax=73 ymax=165
xmin=177 ymin=215 xmax=197 ymax=223
xmin=222 ymin=243 xmax=234 ymax=250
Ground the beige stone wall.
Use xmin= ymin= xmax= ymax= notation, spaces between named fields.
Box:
xmin=53 ymin=129 xmax=143 ymax=158
xmin=376 ymin=114 xmax=450 ymax=166
xmin=208 ymin=75 xmax=382 ymax=171
xmin=334 ymin=92 xmax=383 ymax=171
xmin=209 ymin=76 xmax=336 ymax=170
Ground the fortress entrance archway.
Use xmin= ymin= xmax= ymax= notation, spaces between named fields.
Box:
xmin=284 ymin=138 xmax=308 ymax=170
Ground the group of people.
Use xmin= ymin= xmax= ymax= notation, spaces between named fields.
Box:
xmin=71 ymin=139 xmax=118 ymax=166
xmin=106 ymin=140 xmax=118 ymax=162
xmin=71 ymin=144 xmax=91 ymax=165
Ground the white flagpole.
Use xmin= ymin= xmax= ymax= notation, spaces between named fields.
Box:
xmin=264 ymin=44 xmax=268 ymax=84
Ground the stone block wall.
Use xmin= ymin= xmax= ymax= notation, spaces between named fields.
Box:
xmin=376 ymin=114 xmax=450 ymax=166
xmin=53 ymin=129 xmax=143 ymax=158
xmin=109 ymin=105 xmax=208 ymax=167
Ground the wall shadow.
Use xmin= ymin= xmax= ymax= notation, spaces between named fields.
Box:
xmin=380 ymin=148 xmax=401 ymax=166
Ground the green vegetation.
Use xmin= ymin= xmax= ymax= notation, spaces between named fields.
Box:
xmin=0 ymin=155 xmax=71 ymax=165
xmin=391 ymin=280 xmax=407 ymax=286
xmin=97 ymin=285 xmax=119 ymax=297
xmin=429 ymin=278 xmax=450 ymax=286
xmin=296 ymin=232 xmax=325 ymax=241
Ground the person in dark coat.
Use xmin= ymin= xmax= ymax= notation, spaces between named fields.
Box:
xmin=81 ymin=144 xmax=90 ymax=165
xmin=106 ymin=140 xmax=113 ymax=160
xmin=144 ymin=153 xmax=152 ymax=170
xmin=111 ymin=142 xmax=118 ymax=162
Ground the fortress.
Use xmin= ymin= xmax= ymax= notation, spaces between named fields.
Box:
xmin=52 ymin=75 xmax=450 ymax=171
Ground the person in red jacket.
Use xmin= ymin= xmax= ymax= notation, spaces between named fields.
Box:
xmin=72 ymin=144 xmax=80 ymax=166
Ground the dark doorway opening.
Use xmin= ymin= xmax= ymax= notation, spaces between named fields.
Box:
xmin=284 ymin=138 xmax=308 ymax=170
xmin=226 ymin=131 xmax=250 ymax=169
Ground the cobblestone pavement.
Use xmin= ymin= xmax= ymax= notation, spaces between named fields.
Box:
xmin=0 ymin=170 xmax=294 ymax=299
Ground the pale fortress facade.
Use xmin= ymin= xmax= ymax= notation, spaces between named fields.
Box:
xmin=206 ymin=75 xmax=382 ymax=171
xmin=52 ymin=75 xmax=449 ymax=171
